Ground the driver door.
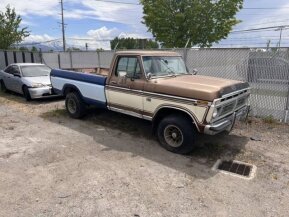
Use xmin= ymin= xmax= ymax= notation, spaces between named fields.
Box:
xmin=9 ymin=65 xmax=23 ymax=93
xmin=106 ymin=56 xmax=145 ymax=117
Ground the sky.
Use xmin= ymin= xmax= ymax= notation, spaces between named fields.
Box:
xmin=1 ymin=0 xmax=289 ymax=50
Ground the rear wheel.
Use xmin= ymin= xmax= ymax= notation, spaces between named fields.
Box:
xmin=65 ymin=92 xmax=86 ymax=119
xmin=157 ymin=114 xmax=197 ymax=154
xmin=23 ymin=86 xmax=31 ymax=101
xmin=0 ymin=80 xmax=7 ymax=92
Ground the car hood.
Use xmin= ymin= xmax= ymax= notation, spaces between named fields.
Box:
xmin=22 ymin=76 xmax=51 ymax=85
xmin=145 ymin=75 xmax=249 ymax=101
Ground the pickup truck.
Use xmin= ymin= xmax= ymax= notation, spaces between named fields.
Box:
xmin=51 ymin=51 xmax=250 ymax=154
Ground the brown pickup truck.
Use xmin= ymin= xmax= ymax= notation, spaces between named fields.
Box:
xmin=51 ymin=51 xmax=250 ymax=154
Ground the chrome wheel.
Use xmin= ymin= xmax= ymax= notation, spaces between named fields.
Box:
xmin=164 ymin=125 xmax=184 ymax=148
xmin=67 ymin=98 xmax=77 ymax=114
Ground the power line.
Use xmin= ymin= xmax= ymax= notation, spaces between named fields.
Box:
xmin=94 ymin=0 xmax=289 ymax=11
xmin=94 ymin=0 xmax=140 ymax=5
xmin=231 ymin=25 xmax=289 ymax=33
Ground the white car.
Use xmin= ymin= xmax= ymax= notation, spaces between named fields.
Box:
xmin=0 ymin=63 xmax=57 ymax=100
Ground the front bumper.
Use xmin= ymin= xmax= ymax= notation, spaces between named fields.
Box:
xmin=204 ymin=105 xmax=250 ymax=135
xmin=28 ymin=86 xmax=57 ymax=99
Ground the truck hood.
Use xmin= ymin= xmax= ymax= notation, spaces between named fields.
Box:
xmin=147 ymin=75 xmax=249 ymax=101
xmin=22 ymin=76 xmax=51 ymax=86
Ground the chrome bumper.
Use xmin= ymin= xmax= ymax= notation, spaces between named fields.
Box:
xmin=204 ymin=106 xmax=250 ymax=135
xmin=28 ymin=86 xmax=56 ymax=99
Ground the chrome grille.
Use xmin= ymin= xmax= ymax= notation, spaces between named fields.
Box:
xmin=220 ymin=102 xmax=236 ymax=116
xmin=236 ymin=97 xmax=246 ymax=108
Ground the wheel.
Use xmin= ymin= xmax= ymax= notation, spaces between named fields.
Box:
xmin=157 ymin=114 xmax=197 ymax=154
xmin=0 ymin=80 xmax=7 ymax=92
xmin=23 ymin=86 xmax=31 ymax=101
xmin=65 ymin=92 xmax=86 ymax=119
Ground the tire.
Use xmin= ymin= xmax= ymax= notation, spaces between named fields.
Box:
xmin=0 ymin=80 xmax=7 ymax=92
xmin=157 ymin=114 xmax=197 ymax=154
xmin=23 ymin=86 xmax=31 ymax=101
xmin=65 ymin=92 xmax=86 ymax=119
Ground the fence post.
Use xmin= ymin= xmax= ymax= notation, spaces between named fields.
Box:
xmin=58 ymin=53 xmax=61 ymax=69
xmin=69 ymin=51 xmax=73 ymax=69
xmin=39 ymin=49 xmax=43 ymax=64
xmin=97 ymin=51 xmax=101 ymax=68
xmin=183 ymin=48 xmax=189 ymax=68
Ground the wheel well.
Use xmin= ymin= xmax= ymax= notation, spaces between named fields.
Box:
xmin=22 ymin=84 xmax=27 ymax=91
xmin=152 ymin=107 xmax=198 ymax=134
xmin=63 ymin=85 xmax=80 ymax=97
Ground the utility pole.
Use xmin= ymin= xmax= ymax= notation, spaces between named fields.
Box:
xmin=60 ymin=0 xmax=66 ymax=52
xmin=266 ymin=40 xmax=271 ymax=50
xmin=276 ymin=26 xmax=289 ymax=49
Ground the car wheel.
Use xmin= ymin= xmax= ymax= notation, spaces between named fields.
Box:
xmin=0 ymin=80 xmax=7 ymax=92
xmin=157 ymin=114 xmax=197 ymax=154
xmin=23 ymin=86 xmax=31 ymax=101
xmin=65 ymin=92 xmax=86 ymax=119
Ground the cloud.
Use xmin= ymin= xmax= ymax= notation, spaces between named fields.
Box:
xmin=23 ymin=26 xmax=123 ymax=50
xmin=25 ymin=34 xmax=56 ymax=43
xmin=0 ymin=0 xmax=58 ymax=16
xmin=87 ymin=26 xmax=118 ymax=39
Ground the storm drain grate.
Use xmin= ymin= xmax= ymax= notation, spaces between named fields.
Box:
xmin=212 ymin=160 xmax=257 ymax=180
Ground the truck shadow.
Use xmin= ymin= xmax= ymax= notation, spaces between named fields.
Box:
xmin=41 ymin=107 xmax=249 ymax=180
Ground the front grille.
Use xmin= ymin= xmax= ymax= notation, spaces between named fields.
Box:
xmin=220 ymin=102 xmax=235 ymax=116
xmin=236 ymin=97 xmax=246 ymax=108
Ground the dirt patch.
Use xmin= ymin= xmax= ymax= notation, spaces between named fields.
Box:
xmin=0 ymin=92 xmax=289 ymax=217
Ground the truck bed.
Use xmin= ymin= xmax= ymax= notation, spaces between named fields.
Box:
xmin=50 ymin=69 xmax=107 ymax=107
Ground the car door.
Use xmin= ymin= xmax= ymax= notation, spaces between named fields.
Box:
xmin=9 ymin=65 xmax=23 ymax=93
xmin=106 ymin=56 xmax=145 ymax=118
xmin=2 ymin=66 xmax=14 ymax=90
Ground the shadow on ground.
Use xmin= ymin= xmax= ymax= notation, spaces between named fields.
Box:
xmin=41 ymin=107 xmax=249 ymax=179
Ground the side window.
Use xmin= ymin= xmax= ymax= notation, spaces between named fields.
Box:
xmin=4 ymin=66 xmax=13 ymax=74
xmin=11 ymin=66 xmax=20 ymax=75
xmin=116 ymin=57 xmax=141 ymax=78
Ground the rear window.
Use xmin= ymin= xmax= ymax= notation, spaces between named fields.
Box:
xmin=21 ymin=65 xmax=51 ymax=77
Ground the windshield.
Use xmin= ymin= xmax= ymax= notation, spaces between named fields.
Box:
xmin=21 ymin=65 xmax=51 ymax=77
xmin=142 ymin=56 xmax=188 ymax=78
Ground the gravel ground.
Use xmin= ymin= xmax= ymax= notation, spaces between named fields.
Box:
xmin=0 ymin=91 xmax=289 ymax=217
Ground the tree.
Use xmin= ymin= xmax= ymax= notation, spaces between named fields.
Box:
xmin=0 ymin=5 xmax=30 ymax=49
xmin=140 ymin=0 xmax=243 ymax=48
xmin=31 ymin=46 xmax=38 ymax=52
xmin=110 ymin=37 xmax=159 ymax=50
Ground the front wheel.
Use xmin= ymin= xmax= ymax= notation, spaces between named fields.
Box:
xmin=23 ymin=86 xmax=31 ymax=101
xmin=157 ymin=114 xmax=197 ymax=154
xmin=65 ymin=92 xmax=87 ymax=119
xmin=0 ymin=80 xmax=7 ymax=92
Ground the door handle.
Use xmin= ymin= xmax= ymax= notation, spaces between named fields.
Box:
xmin=111 ymin=81 xmax=117 ymax=85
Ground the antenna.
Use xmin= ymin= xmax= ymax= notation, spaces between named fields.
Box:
xmin=60 ymin=0 xmax=66 ymax=51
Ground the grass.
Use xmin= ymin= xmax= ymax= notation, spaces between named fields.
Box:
xmin=41 ymin=109 xmax=67 ymax=118
xmin=262 ymin=115 xmax=277 ymax=124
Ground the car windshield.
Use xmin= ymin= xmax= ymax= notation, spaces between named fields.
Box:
xmin=142 ymin=56 xmax=188 ymax=78
xmin=21 ymin=65 xmax=51 ymax=77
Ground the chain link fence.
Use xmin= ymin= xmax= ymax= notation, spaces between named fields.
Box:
xmin=1 ymin=48 xmax=289 ymax=122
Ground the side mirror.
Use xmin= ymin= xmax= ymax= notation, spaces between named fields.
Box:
xmin=191 ymin=69 xmax=198 ymax=75
xmin=147 ymin=73 xmax=152 ymax=80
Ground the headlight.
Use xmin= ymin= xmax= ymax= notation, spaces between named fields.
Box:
xmin=31 ymin=83 xmax=45 ymax=88
xmin=212 ymin=107 xmax=222 ymax=118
